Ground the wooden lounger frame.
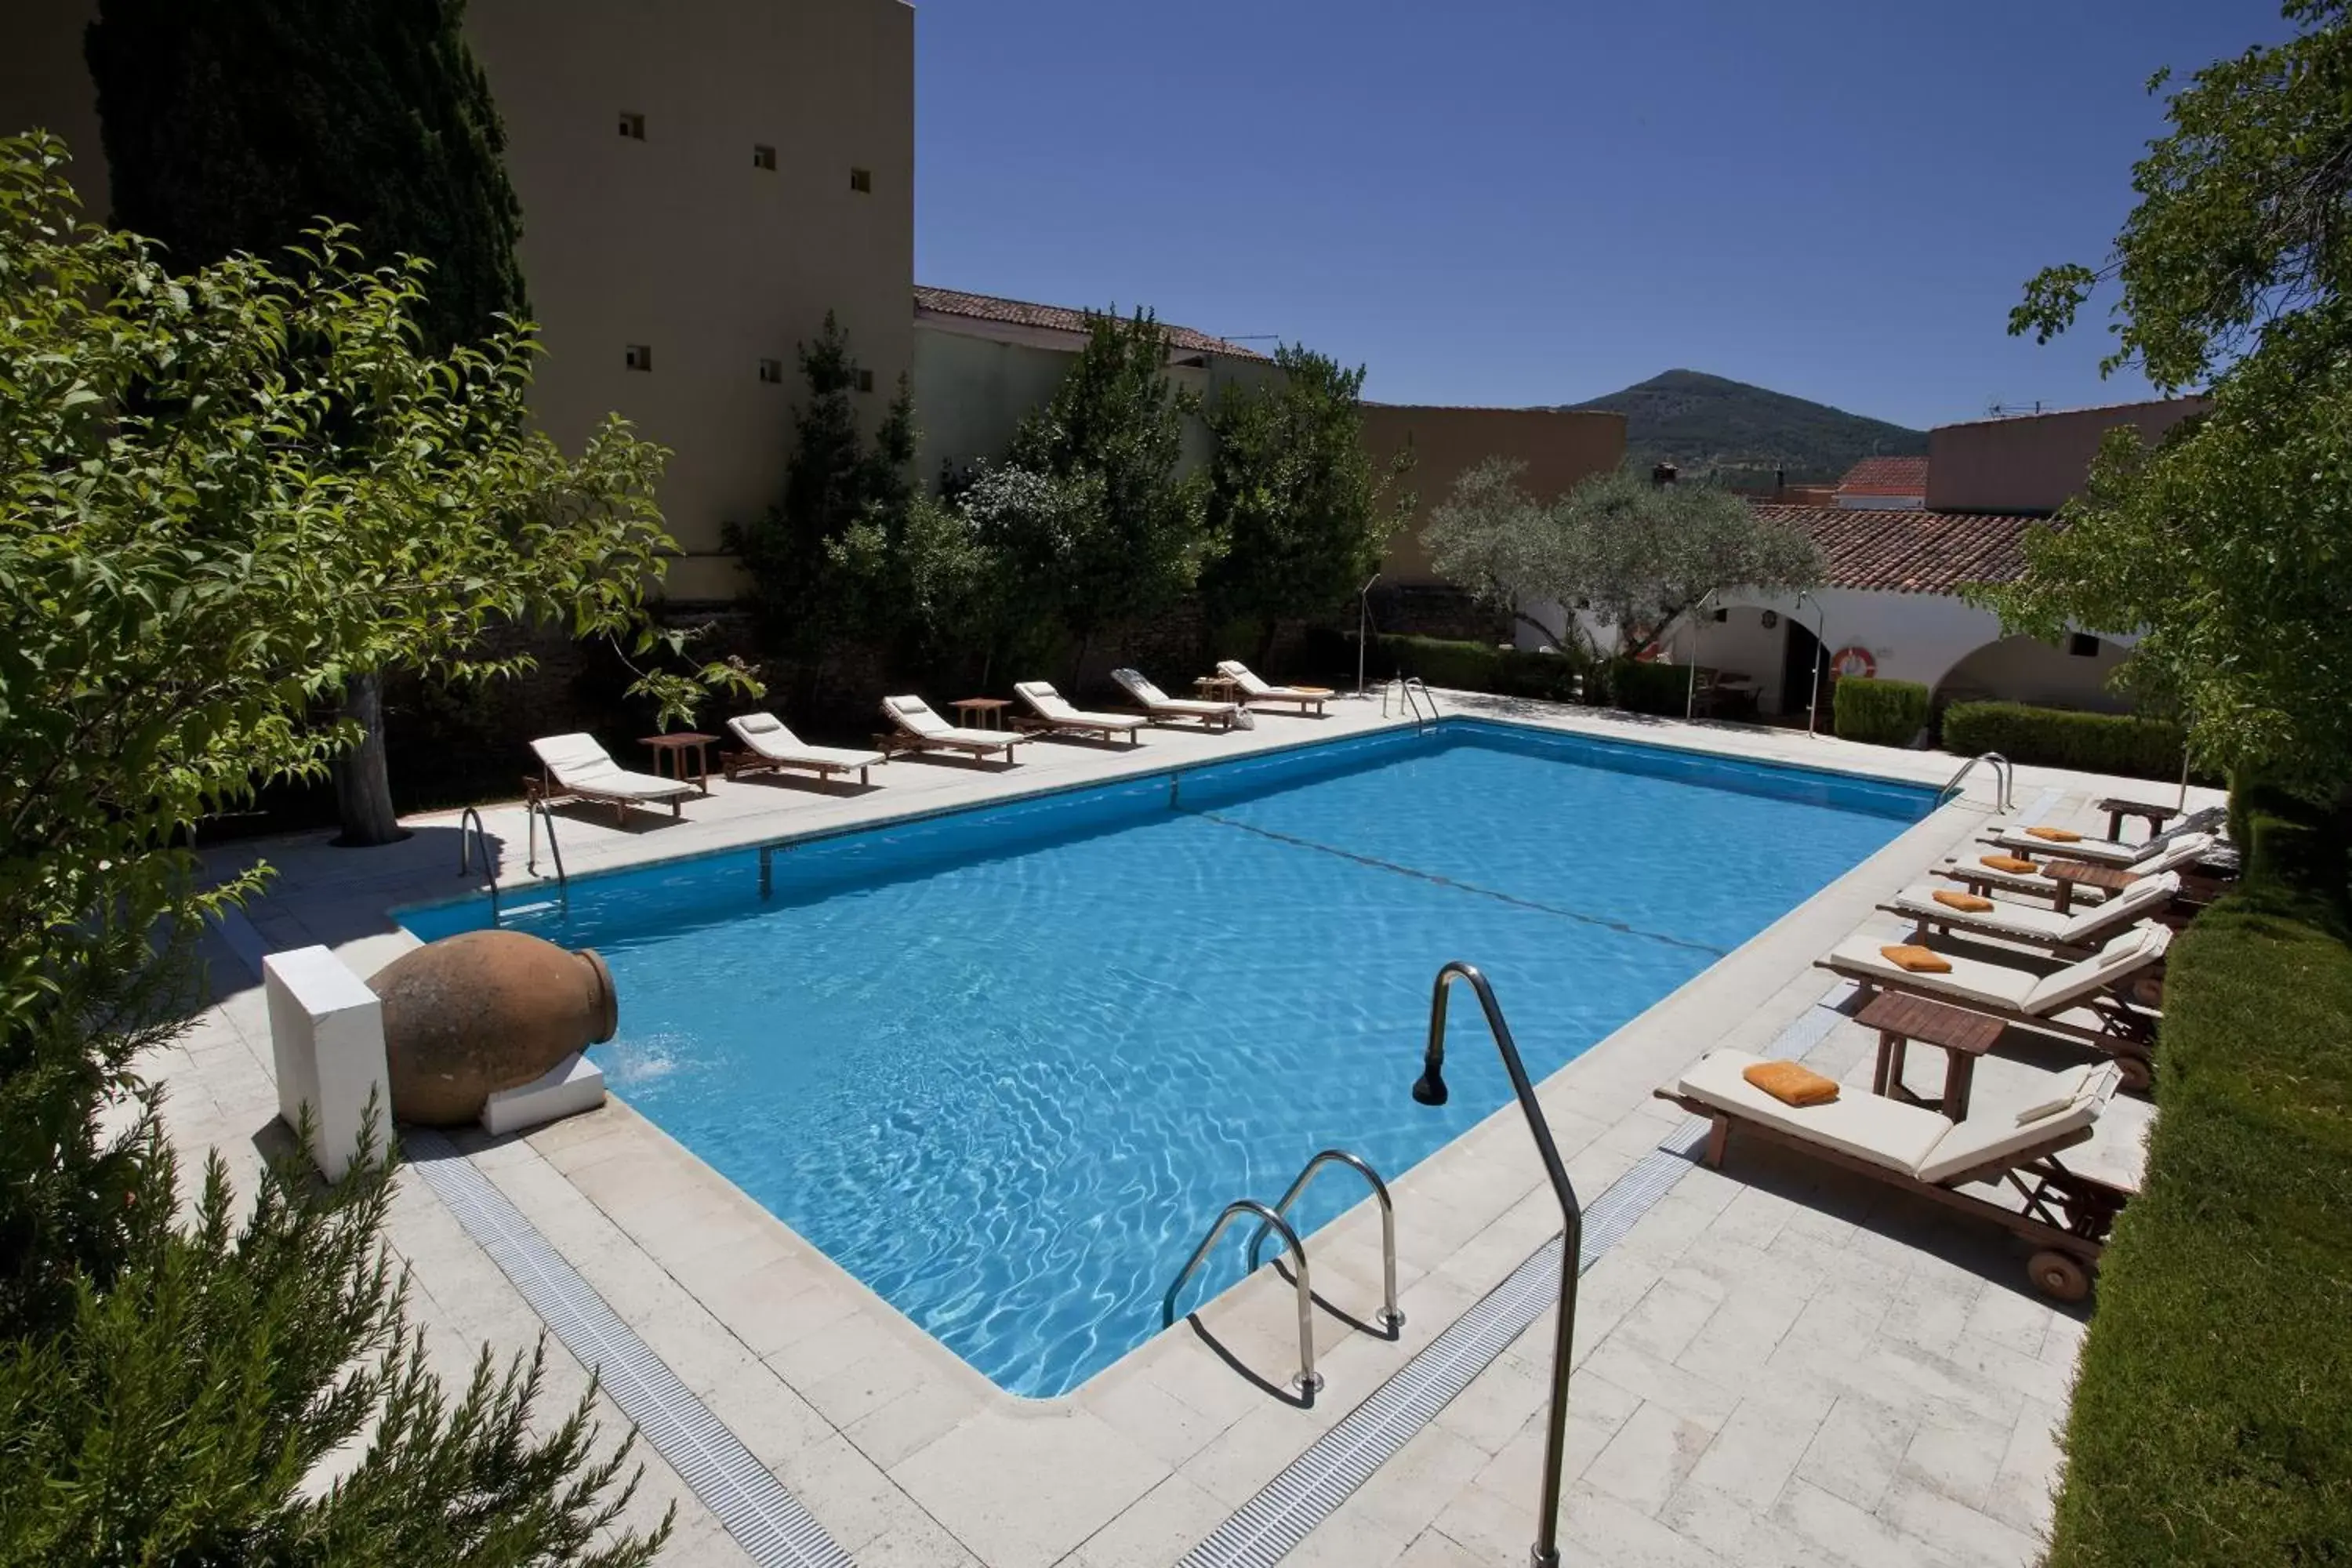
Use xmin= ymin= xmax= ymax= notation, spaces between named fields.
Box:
xmin=1242 ymin=688 xmax=1330 ymax=716
xmin=1009 ymin=712 xmax=1142 ymax=745
xmin=1813 ymin=959 xmax=2159 ymax=1088
xmin=1132 ymin=702 xmax=1237 ymax=731
xmin=1875 ymin=901 xmax=2135 ymax=960
xmin=873 ymin=728 xmax=1020 ymax=764
xmin=1655 ymin=1087 xmax=2130 ymax=1299
xmin=719 ymin=750 xmax=875 ymax=787
xmin=525 ymin=771 xmax=687 ymax=827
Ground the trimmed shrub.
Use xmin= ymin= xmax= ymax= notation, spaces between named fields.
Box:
xmin=1600 ymin=658 xmax=1691 ymax=717
xmin=1379 ymin=634 xmax=1588 ymax=702
xmin=1831 ymin=677 xmax=1929 ymax=746
xmin=1941 ymin=700 xmax=2191 ymax=782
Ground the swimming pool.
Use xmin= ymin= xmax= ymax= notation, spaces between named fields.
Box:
xmin=402 ymin=720 xmax=1937 ymax=1397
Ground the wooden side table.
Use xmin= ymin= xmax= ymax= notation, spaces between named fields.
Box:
xmin=2094 ymin=797 xmax=2178 ymax=843
xmin=1857 ymin=990 xmax=2004 ymax=1121
xmin=641 ymin=731 xmax=717 ymax=793
xmin=1195 ymin=674 xmax=1244 ymax=705
xmin=2041 ymin=856 xmax=2134 ymax=913
xmin=950 ymin=696 xmax=1013 ymax=731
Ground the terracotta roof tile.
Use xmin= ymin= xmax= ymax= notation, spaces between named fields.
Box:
xmin=1751 ymin=503 xmax=2044 ymax=595
xmin=913 ymin=285 xmax=1270 ymax=360
xmin=1835 ymin=455 xmax=1931 ymax=496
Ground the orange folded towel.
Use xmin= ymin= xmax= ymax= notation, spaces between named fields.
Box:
xmin=1981 ymin=854 xmax=2039 ymax=874
xmin=2026 ymin=826 xmax=2084 ymax=843
xmin=1933 ymin=890 xmax=1997 ymax=913
xmin=1882 ymin=943 xmax=1953 ymax=974
xmin=1743 ymin=1060 xmax=1840 ymax=1107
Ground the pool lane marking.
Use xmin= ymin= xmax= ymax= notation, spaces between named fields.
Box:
xmin=406 ymin=1131 xmax=857 ymax=1568
xmin=1187 ymin=808 xmax=1727 ymax=958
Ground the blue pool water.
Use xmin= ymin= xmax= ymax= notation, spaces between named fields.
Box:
xmin=403 ymin=720 xmax=1934 ymax=1396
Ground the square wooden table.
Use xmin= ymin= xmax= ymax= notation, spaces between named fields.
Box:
xmin=2094 ymin=797 xmax=2179 ymax=843
xmin=2041 ymin=856 xmax=2136 ymax=913
xmin=1857 ymin=989 xmax=2005 ymax=1121
xmin=950 ymin=696 xmax=1014 ymax=731
xmin=1194 ymin=674 xmax=1245 ymax=705
xmin=640 ymin=731 xmax=717 ymax=793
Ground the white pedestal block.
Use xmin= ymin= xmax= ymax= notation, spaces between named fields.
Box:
xmin=481 ymin=1051 xmax=606 ymax=1137
xmin=263 ymin=946 xmax=390 ymax=1180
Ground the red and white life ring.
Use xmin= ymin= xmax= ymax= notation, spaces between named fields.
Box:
xmin=1828 ymin=645 xmax=1877 ymax=680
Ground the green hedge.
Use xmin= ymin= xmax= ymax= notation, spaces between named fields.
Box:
xmin=1599 ymin=657 xmax=1691 ymax=717
xmin=1941 ymin=700 xmax=2190 ymax=782
xmin=1377 ymin=634 xmax=1587 ymax=702
xmin=2046 ymin=878 xmax=2352 ymax=1564
xmin=1831 ymin=677 xmax=1929 ymax=746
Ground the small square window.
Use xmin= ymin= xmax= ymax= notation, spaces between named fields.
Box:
xmin=2067 ymin=632 xmax=2100 ymax=658
xmin=618 ymin=111 xmax=645 ymax=140
xmin=753 ymin=144 xmax=777 ymax=170
xmin=758 ymin=358 xmax=783 ymax=384
xmin=854 ymin=368 xmax=875 ymax=394
xmin=848 ymin=166 xmax=873 ymax=194
xmin=625 ymin=343 xmax=653 ymax=372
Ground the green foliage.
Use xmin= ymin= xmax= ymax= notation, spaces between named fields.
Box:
xmin=2045 ymin=878 xmax=2352 ymax=1565
xmin=2 ymin=136 xmax=686 ymax=1559
xmin=1562 ymin=368 xmax=1926 ymax=486
xmin=1597 ymin=658 xmax=1692 ymax=717
xmin=1377 ymin=635 xmax=1588 ymax=702
xmin=1940 ymin=702 xmax=2190 ymax=782
xmin=728 ymin=314 xmax=916 ymax=652
xmin=1831 ymin=677 xmax=1929 ymax=746
xmin=1201 ymin=347 xmax=1407 ymax=659
xmin=85 ymin=0 xmax=526 ymax=356
xmin=1421 ymin=460 xmax=1823 ymax=658
xmin=1987 ymin=2 xmax=2352 ymax=800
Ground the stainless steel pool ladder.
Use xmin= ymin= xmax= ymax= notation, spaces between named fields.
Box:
xmin=1163 ymin=1200 xmax=1324 ymax=1395
xmin=1940 ymin=750 xmax=2015 ymax=813
xmin=457 ymin=806 xmax=499 ymax=922
xmin=524 ymin=796 xmax=572 ymax=914
xmin=1387 ymin=676 xmax=1440 ymax=730
xmin=1245 ymin=1149 xmax=1404 ymax=1333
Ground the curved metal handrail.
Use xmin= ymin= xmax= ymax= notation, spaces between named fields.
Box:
xmin=456 ymin=806 xmax=499 ymax=922
xmin=1411 ymin=961 xmax=1583 ymax=1568
xmin=1396 ymin=676 xmax=1439 ymax=728
xmin=524 ymin=797 xmax=572 ymax=915
xmin=1162 ymin=1199 xmax=1323 ymax=1395
xmin=1245 ymin=1149 xmax=1404 ymax=1332
xmin=1940 ymin=750 xmax=2015 ymax=813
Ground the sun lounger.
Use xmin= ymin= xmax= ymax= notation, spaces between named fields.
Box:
xmin=1816 ymin=924 xmax=2168 ymax=1087
xmin=1882 ymin=871 xmax=2182 ymax=956
xmin=1937 ymin=831 xmax=2216 ymax=902
xmin=1656 ymin=1049 xmax=2130 ymax=1300
xmin=1112 ymin=667 xmax=1245 ymax=730
xmin=1216 ymin=659 xmax=1331 ymax=715
xmin=1983 ymin=804 xmax=2227 ymax=869
xmin=721 ymin=713 xmax=886 ymax=786
xmin=528 ymin=733 xmax=697 ymax=826
xmin=1011 ymin=681 xmax=1145 ymax=745
xmin=877 ymin=695 xmax=1021 ymax=764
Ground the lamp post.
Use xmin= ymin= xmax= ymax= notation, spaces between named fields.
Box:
xmin=1795 ymin=590 xmax=1828 ymax=738
xmin=1682 ymin=590 xmax=1720 ymax=721
xmin=1412 ymin=963 xmax=1583 ymax=1568
xmin=1356 ymin=572 xmax=1382 ymax=697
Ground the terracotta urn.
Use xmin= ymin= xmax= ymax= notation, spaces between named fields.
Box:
xmin=368 ymin=929 xmax=619 ymax=1126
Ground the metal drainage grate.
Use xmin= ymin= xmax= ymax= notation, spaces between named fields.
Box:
xmin=405 ymin=1131 xmax=855 ymax=1568
xmin=1176 ymin=1120 xmax=1708 ymax=1568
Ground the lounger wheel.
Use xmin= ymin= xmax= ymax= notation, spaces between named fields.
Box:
xmin=2113 ymin=1054 xmax=2153 ymax=1094
xmin=2027 ymin=1249 xmax=2091 ymax=1303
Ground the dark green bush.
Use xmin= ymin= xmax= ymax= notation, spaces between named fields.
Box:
xmin=1831 ymin=677 xmax=1929 ymax=746
xmin=1379 ymin=634 xmax=1587 ymax=702
xmin=1599 ymin=657 xmax=1691 ymax=717
xmin=1941 ymin=700 xmax=2191 ymax=782
xmin=2046 ymin=877 xmax=2352 ymax=1565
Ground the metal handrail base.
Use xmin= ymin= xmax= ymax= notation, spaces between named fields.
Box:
xmin=1246 ymin=1149 xmax=1403 ymax=1333
xmin=1163 ymin=1199 xmax=1324 ymax=1396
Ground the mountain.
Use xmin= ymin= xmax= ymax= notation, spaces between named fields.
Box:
xmin=1563 ymin=369 xmax=1928 ymax=488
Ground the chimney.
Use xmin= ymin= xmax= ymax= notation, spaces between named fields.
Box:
xmin=1650 ymin=462 xmax=1678 ymax=487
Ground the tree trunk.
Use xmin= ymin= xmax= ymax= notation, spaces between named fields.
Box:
xmin=330 ymin=670 xmax=410 ymax=848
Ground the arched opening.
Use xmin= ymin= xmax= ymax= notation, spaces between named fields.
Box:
xmin=1931 ymin=633 xmax=2133 ymax=713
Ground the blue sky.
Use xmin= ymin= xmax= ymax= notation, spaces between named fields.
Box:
xmin=915 ymin=0 xmax=2294 ymax=431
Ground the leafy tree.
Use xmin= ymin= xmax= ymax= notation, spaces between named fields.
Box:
xmin=1010 ymin=308 xmax=1213 ymax=676
xmin=727 ymin=314 xmax=916 ymax=653
xmin=1422 ymin=461 xmax=1821 ymax=657
xmin=0 ymin=136 xmax=737 ymax=1561
xmin=1985 ymin=0 xmax=2352 ymax=800
xmin=1201 ymin=345 xmax=1410 ymax=666
xmin=85 ymin=0 xmax=535 ymax=845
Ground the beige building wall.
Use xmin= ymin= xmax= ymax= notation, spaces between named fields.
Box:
xmin=1926 ymin=397 xmax=2206 ymax=515
xmin=468 ymin=0 xmax=914 ymax=603
xmin=1360 ymin=405 xmax=1627 ymax=584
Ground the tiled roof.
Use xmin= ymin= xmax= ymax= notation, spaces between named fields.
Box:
xmin=913 ymin=285 xmax=1270 ymax=360
xmin=1751 ymin=504 xmax=2043 ymax=595
xmin=1835 ymin=455 xmax=1930 ymax=496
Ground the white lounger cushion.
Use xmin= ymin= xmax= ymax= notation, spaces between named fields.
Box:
xmin=883 ymin=696 xmax=1011 ymax=750
xmin=1891 ymin=871 xmax=2180 ymax=942
xmin=1217 ymin=659 xmax=1319 ymax=699
xmin=529 ymin=733 xmax=691 ymax=799
xmin=2020 ymin=924 xmax=2170 ymax=1011
xmin=727 ymin=713 xmax=884 ymax=769
xmin=1828 ymin=924 xmax=2167 ymax=1017
xmin=1014 ymin=681 xmax=1145 ymax=730
xmin=1112 ymin=668 xmax=1246 ymax=720
xmin=1676 ymin=1049 xmax=2121 ymax=1189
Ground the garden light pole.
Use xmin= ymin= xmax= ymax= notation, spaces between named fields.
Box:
xmin=1411 ymin=963 xmax=1583 ymax=1568
xmin=1682 ymin=590 xmax=1720 ymax=720
xmin=1795 ymin=590 xmax=1828 ymax=738
xmin=1356 ymin=572 xmax=1382 ymax=696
